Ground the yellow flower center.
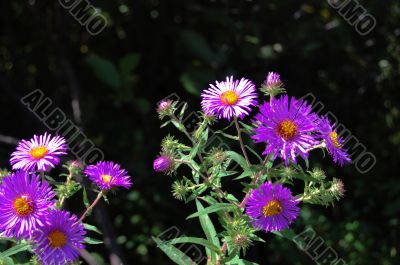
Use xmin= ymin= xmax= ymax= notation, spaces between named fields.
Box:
xmin=262 ymin=200 xmax=283 ymax=217
xmin=29 ymin=146 xmax=48 ymax=159
xmin=13 ymin=197 xmax=34 ymax=217
xmin=277 ymin=120 xmax=298 ymax=141
xmin=330 ymin=132 xmax=340 ymax=148
xmin=48 ymin=230 xmax=67 ymax=248
xmin=220 ymin=91 xmax=239 ymax=106
xmin=101 ymin=174 xmax=112 ymax=184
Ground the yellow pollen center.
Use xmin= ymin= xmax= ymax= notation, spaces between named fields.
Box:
xmin=262 ymin=200 xmax=283 ymax=217
xmin=13 ymin=197 xmax=34 ymax=217
xmin=277 ymin=120 xmax=298 ymax=141
xmin=220 ymin=91 xmax=239 ymax=106
xmin=101 ymin=174 xmax=112 ymax=184
xmin=330 ymin=132 xmax=340 ymax=148
xmin=29 ymin=146 xmax=48 ymax=159
xmin=48 ymin=230 xmax=67 ymax=248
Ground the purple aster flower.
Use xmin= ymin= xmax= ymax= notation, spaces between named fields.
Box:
xmin=201 ymin=76 xmax=258 ymax=120
xmin=153 ymin=155 xmax=173 ymax=173
xmin=33 ymin=210 xmax=85 ymax=265
xmin=84 ymin=161 xmax=132 ymax=190
xmin=245 ymin=182 xmax=300 ymax=232
xmin=10 ymin=133 xmax=67 ymax=172
xmin=0 ymin=171 xmax=55 ymax=238
xmin=252 ymin=95 xmax=319 ymax=165
xmin=264 ymin=72 xmax=282 ymax=88
xmin=317 ymin=117 xmax=351 ymax=166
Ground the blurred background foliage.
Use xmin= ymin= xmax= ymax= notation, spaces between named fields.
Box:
xmin=0 ymin=0 xmax=399 ymax=264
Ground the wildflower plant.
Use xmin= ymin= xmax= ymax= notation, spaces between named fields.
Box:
xmin=153 ymin=73 xmax=350 ymax=264
xmin=0 ymin=133 xmax=132 ymax=264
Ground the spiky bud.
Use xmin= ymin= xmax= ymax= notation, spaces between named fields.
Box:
xmin=330 ymin=178 xmax=345 ymax=200
xmin=157 ymin=100 xmax=176 ymax=119
xmin=206 ymin=148 xmax=227 ymax=167
xmin=171 ymin=180 xmax=189 ymax=201
xmin=310 ymin=168 xmax=326 ymax=181
xmin=260 ymin=72 xmax=285 ymax=97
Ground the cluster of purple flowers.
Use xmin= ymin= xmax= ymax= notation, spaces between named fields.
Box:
xmin=200 ymin=73 xmax=350 ymax=167
xmin=1 ymin=133 xmax=132 ymax=264
xmin=155 ymin=72 xmax=350 ymax=233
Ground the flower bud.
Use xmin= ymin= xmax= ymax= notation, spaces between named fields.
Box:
xmin=310 ymin=168 xmax=326 ymax=180
xmin=206 ymin=148 xmax=227 ymax=167
xmin=171 ymin=180 xmax=189 ymax=200
xmin=233 ymin=234 xmax=252 ymax=251
xmin=157 ymin=100 xmax=176 ymax=119
xmin=153 ymin=155 xmax=174 ymax=173
xmin=264 ymin=72 xmax=282 ymax=88
xmin=330 ymin=178 xmax=345 ymax=199
xmin=260 ymin=71 xmax=285 ymax=97
xmin=0 ymin=168 xmax=10 ymax=180
xmin=68 ymin=160 xmax=83 ymax=172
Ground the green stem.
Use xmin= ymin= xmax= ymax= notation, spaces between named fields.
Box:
xmin=59 ymin=171 xmax=74 ymax=208
xmin=78 ymin=191 xmax=103 ymax=222
xmin=233 ymin=117 xmax=250 ymax=166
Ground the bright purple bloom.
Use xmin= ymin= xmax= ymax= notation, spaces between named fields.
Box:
xmin=201 ymin=76 xmax=258 ymax=120
xmin=153 ymin=155 xmax=173 ymax=173
xmin=317 ymin=117 xmax=351 ymax=166
xmin=33 ymin=210 xmax=85 ymax=265
xmin=0 ymin=171 xmax=55 ymax=238
xmin=264 ymin=72 xmax=282 ymax=88
xmin=252 ymin=95 xmax=319 ymax=165
xmin=245 ymin=182 xmax=300 ymax=232
xmin=10 ymin=133 xmax=67 ymax=172
xmin=84 ymin=161 xmax=132 ymax=190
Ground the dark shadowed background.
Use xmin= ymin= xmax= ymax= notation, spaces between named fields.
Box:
xmin=0 ymin=0 xmax=399 ymax=264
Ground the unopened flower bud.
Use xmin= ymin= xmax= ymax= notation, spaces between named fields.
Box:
xmin=153 ymin=155 xmax=174 ymax=173
xmin=157 ymin=100 xmax=176 ymax=119
xmin=265 ymin=72 xmax=282 ymax=88
xmin=260 ymin=71 xmax=285 ymax=97
xmin=68 ymin=160 xmax=83 ymax=171
xmin=171 ymin=180 xmax=189 ymax=200
xmin=330 ymin=178 xmax=345 ymax=199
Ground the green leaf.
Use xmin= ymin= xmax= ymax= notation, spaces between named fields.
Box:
xmin=82 ymin=187 xmax=91 ymax=216
xmin=226 ymin=151 xmax=250 ymax=171
xmin=195 ymin=201 xmax=221 ymax=247
xmin=83 ymin=223 xmax=102 ymax=235
xmin=215 ymin=170 xmax=237 ymax=179
xmin=180 ymin=30 xmax=214 ymax=64
xmin=84 ymin=237 xmax=103 ymax=245
xmin=153 ymin=237 xmax=196 ymax=265
xmin=168 ymin=237 xmax=220 ymax=253
xmin=118 ymin=53 xmax=140 ymax=78
xmin=160 ymin=120 xmax=171 ymax=128
xmin=272 ymin=229 xmax=297 ymax=241
xmin=180 ymin=67 xmax=215 ymax=96
xmin=225 ymin=255 xmax=259 ymax=265
xmin=0 ymin=243 xmax=30 ymax=259
xmin=238 ymin=121 xmax=254 ymax=135
xmin=213 ymin=130 xmax=239 ymax=141
xmin=85 ymin=55 xmax=121 ymax=89
xmin=187 ymin=202 xmax=234 ymax=219
xmin=245 ymin=146 xmax=263 ymax=163
xmin=0 ymin=257 xmax=14 ymax=265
